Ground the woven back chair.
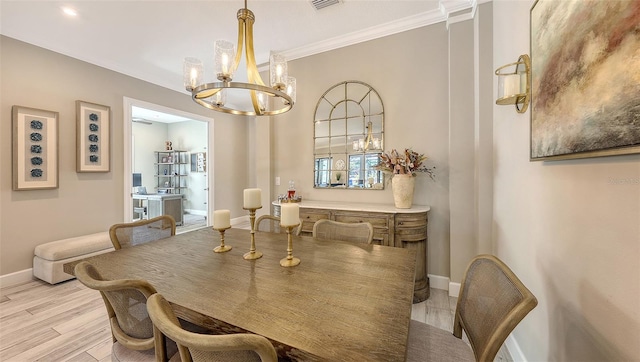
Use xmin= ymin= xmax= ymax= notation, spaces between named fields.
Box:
xmin=255 ymin=215 xmax=302 ymax=236
xmin=74 ymin=261 xmax=176 ymax=361
xmin=407 ymin=254 xmax=538 ymax=362
xmin=312 ymin=219 xmax=373 ymax=244
xmin=109 ymin=215 xmax=176 ymax=250
xmin=147 ymin=293 xmax=278 ymax=362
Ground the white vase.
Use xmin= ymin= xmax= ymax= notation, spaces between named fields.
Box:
xmin=391 ymin=174 xmax=415 ymax=209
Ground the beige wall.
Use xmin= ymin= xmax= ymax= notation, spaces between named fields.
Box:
xmin=493 ymin=2 xmax=640 ymax=360
xmin=269 ymin=24 xmax=453 ymax=277
xmin=448 ymin=17 xmax=478 ymax=282
xmin=0 ymin=36 xmax=250 ymax=275
xmin=475 ymin=2 xmax=494 ymax=256
xmin=132 ymin=121 xmax=168 ymax=193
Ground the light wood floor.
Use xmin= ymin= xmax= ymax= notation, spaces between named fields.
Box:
xmin=176 ymin=213 xmax=207 ymax=234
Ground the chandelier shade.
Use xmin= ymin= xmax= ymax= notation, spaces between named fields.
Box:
xmin=285 ymin=76 xmax=296 ymax=105
xmin=183 ymin=57 xmax=203 ymax=91
xmin=214 ymin=40 xmax=236 ymax=81
xmin=183 ymin=0 xmax=296 ymax=116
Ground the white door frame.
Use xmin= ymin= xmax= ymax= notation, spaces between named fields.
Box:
xmin=122 ymin=97 xmax=215 ymax=223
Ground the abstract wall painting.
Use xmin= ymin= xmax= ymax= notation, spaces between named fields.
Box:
xmin=77 ymin=100 xmax=111 ymax=172
xmin=12 ymin=106 xmax=59 ymax=190
xmin=530 ymin=0 xmax=640 ymax=160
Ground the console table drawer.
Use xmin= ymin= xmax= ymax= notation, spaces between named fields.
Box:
xmin=395 ymin=212 xmax=428 ymax=228
xmin=334 ymin=213 xmax=391 ymax=229
xmin=299 ymin=209 xmax=331 ymax=233
xmin=395 ymin=225 xmax=427 ymax=240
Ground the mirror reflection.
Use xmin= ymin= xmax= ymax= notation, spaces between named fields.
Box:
xmin=313 ymin=81 xmax=384 ymax=189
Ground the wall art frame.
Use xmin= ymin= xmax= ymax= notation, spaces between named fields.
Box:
xmin=77 ymin=100 xmax=111 ymax=172
xmin=12 ymin=106 xmax=59 ymax=190
xmin=530 ymin=0 xmax=640 ymax=161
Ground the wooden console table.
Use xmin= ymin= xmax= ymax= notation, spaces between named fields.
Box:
xmin=273 ymin=200 xmax=430 ymax=302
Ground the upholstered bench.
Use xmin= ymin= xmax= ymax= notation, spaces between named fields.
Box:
xmin=33 ymin=232 xmax=114 ymax=284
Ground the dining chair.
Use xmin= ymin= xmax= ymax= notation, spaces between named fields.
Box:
xmin=312 ymin=219 xmax=374 ymax=244
xmin=74 ymin=261 xmax=177 ymax=362
xmin=147 ymin=293 xmax=278 ymax=362
xmin=406 ymin=254 xmax=538 ymax=362
xmin=255 ymin=215 xmax=302 ymax=236
xmin=109 ymin=215 xmax=176 ymax=250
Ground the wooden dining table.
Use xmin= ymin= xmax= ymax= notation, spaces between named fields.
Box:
xmin=64 ymin=227 xmax=417 ymax=361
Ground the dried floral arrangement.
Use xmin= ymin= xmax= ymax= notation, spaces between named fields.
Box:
xmin=375 ymin=148 xmax=435 ymax=180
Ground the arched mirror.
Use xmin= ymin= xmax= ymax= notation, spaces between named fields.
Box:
xmin=313 ymin=81 xmax=384 ymax=189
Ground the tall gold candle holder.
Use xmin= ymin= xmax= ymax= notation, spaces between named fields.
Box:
xmin=212 ymin=226 xmax=232 ymax=253
xmin=280 ymin=223 xmax=301 ymax=267
xmin=243 ymin=207 xmax=263 ymax=260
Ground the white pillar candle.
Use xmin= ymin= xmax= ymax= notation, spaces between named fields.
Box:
xmin=503 ymin=74 xmax=521 ymax=97
xmin=243 ymin=188 xmax=262 ymax=209
xmin=213 ymin=209 xmax=231 ymax=229
xmin=280 ymin=203 xmax=300 ymax=226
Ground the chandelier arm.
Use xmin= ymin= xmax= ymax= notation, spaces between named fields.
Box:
xmin=244 ymin=14 xmax=266 ymax=86
xmin=364 ymin=121 xmax=373 ymax=151
xmin=195 ymin=88 xmax=222 ymax=100
xmin=249 ymin=90 xmax=264 ymax=116
xmin=230 ymin=18 xmax=245 ymax=76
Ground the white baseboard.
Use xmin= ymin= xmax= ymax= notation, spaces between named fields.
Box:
xmin=428 ymin=274 xmax=450 ymax=290
xmin=505 ymin=333 xmax=527 ymax=361
xmin=231 ymin=215 xmax=249 ymax=226
xmin=449 ymin=281 xmax=461 ymax=298
xmin=185 ymin=209 xmax=207 ymax=216
xmin=0 ymin=268 xmax=35 ymax=288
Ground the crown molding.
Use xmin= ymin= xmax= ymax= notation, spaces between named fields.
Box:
xmin=283 ymin=9 xmax=446 ymax=61
xmin=440 ymin=0 xmax=476 ymax=19
xmin=280 ymin=0 xmax=478 ymax=62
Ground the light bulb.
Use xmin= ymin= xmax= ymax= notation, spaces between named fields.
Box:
xmin=213 ymin=90 xmax=225 ymax=107
xmin=190 ymin=68 xmax=198 ymax=88
xmin=222 ymin=53 xmax=229 ymax=74
xmin=257 ymin=93 xmax=266 ymax=112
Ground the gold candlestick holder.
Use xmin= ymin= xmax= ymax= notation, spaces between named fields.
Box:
xmin=280 ymin=224 xmax=301 ymax=267
xmin=212 ymin=226 xmax=232 ymax=253
xmin=243 ymin=206 xmax=263 ymax=260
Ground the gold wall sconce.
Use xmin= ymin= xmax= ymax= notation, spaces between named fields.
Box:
xmin=495 ymin=54 xmax=530 ymax=113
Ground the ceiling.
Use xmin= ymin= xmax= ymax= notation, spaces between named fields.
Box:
xmin=1 ymin=0 xmax=475 ymax=121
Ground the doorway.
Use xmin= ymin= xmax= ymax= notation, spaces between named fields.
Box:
xmin=123 ymin=98 xmax=214 ymax=232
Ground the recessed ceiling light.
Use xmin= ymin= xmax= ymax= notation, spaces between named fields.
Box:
xmin=62 ymin=7 xmax=78 ymax=17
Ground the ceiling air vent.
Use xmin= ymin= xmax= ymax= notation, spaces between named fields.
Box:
xmin=311 ymin=0 xmax=341 ymax=11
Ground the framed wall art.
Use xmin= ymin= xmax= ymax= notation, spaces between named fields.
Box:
xmin=530 ymin=0 xmax=640 ymax=161
xmin=191 ymin=152 xmax=206 ymax=172
xmin=12 ymin=106 xmax=59 ymax=190
xmin=77 ymin=100 xmax=111 ymax=172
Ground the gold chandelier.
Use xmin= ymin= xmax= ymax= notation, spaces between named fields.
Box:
xmin=183 ymin=0 xmax=296 ymax=116
xmin=353 ymin=121 xmax=381 ymax=152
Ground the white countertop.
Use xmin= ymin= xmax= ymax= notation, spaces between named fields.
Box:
xmin=133 ymin=193 xmax=184 ymax=199
xmin=272 ymin=200 xmax=430 ymax=213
